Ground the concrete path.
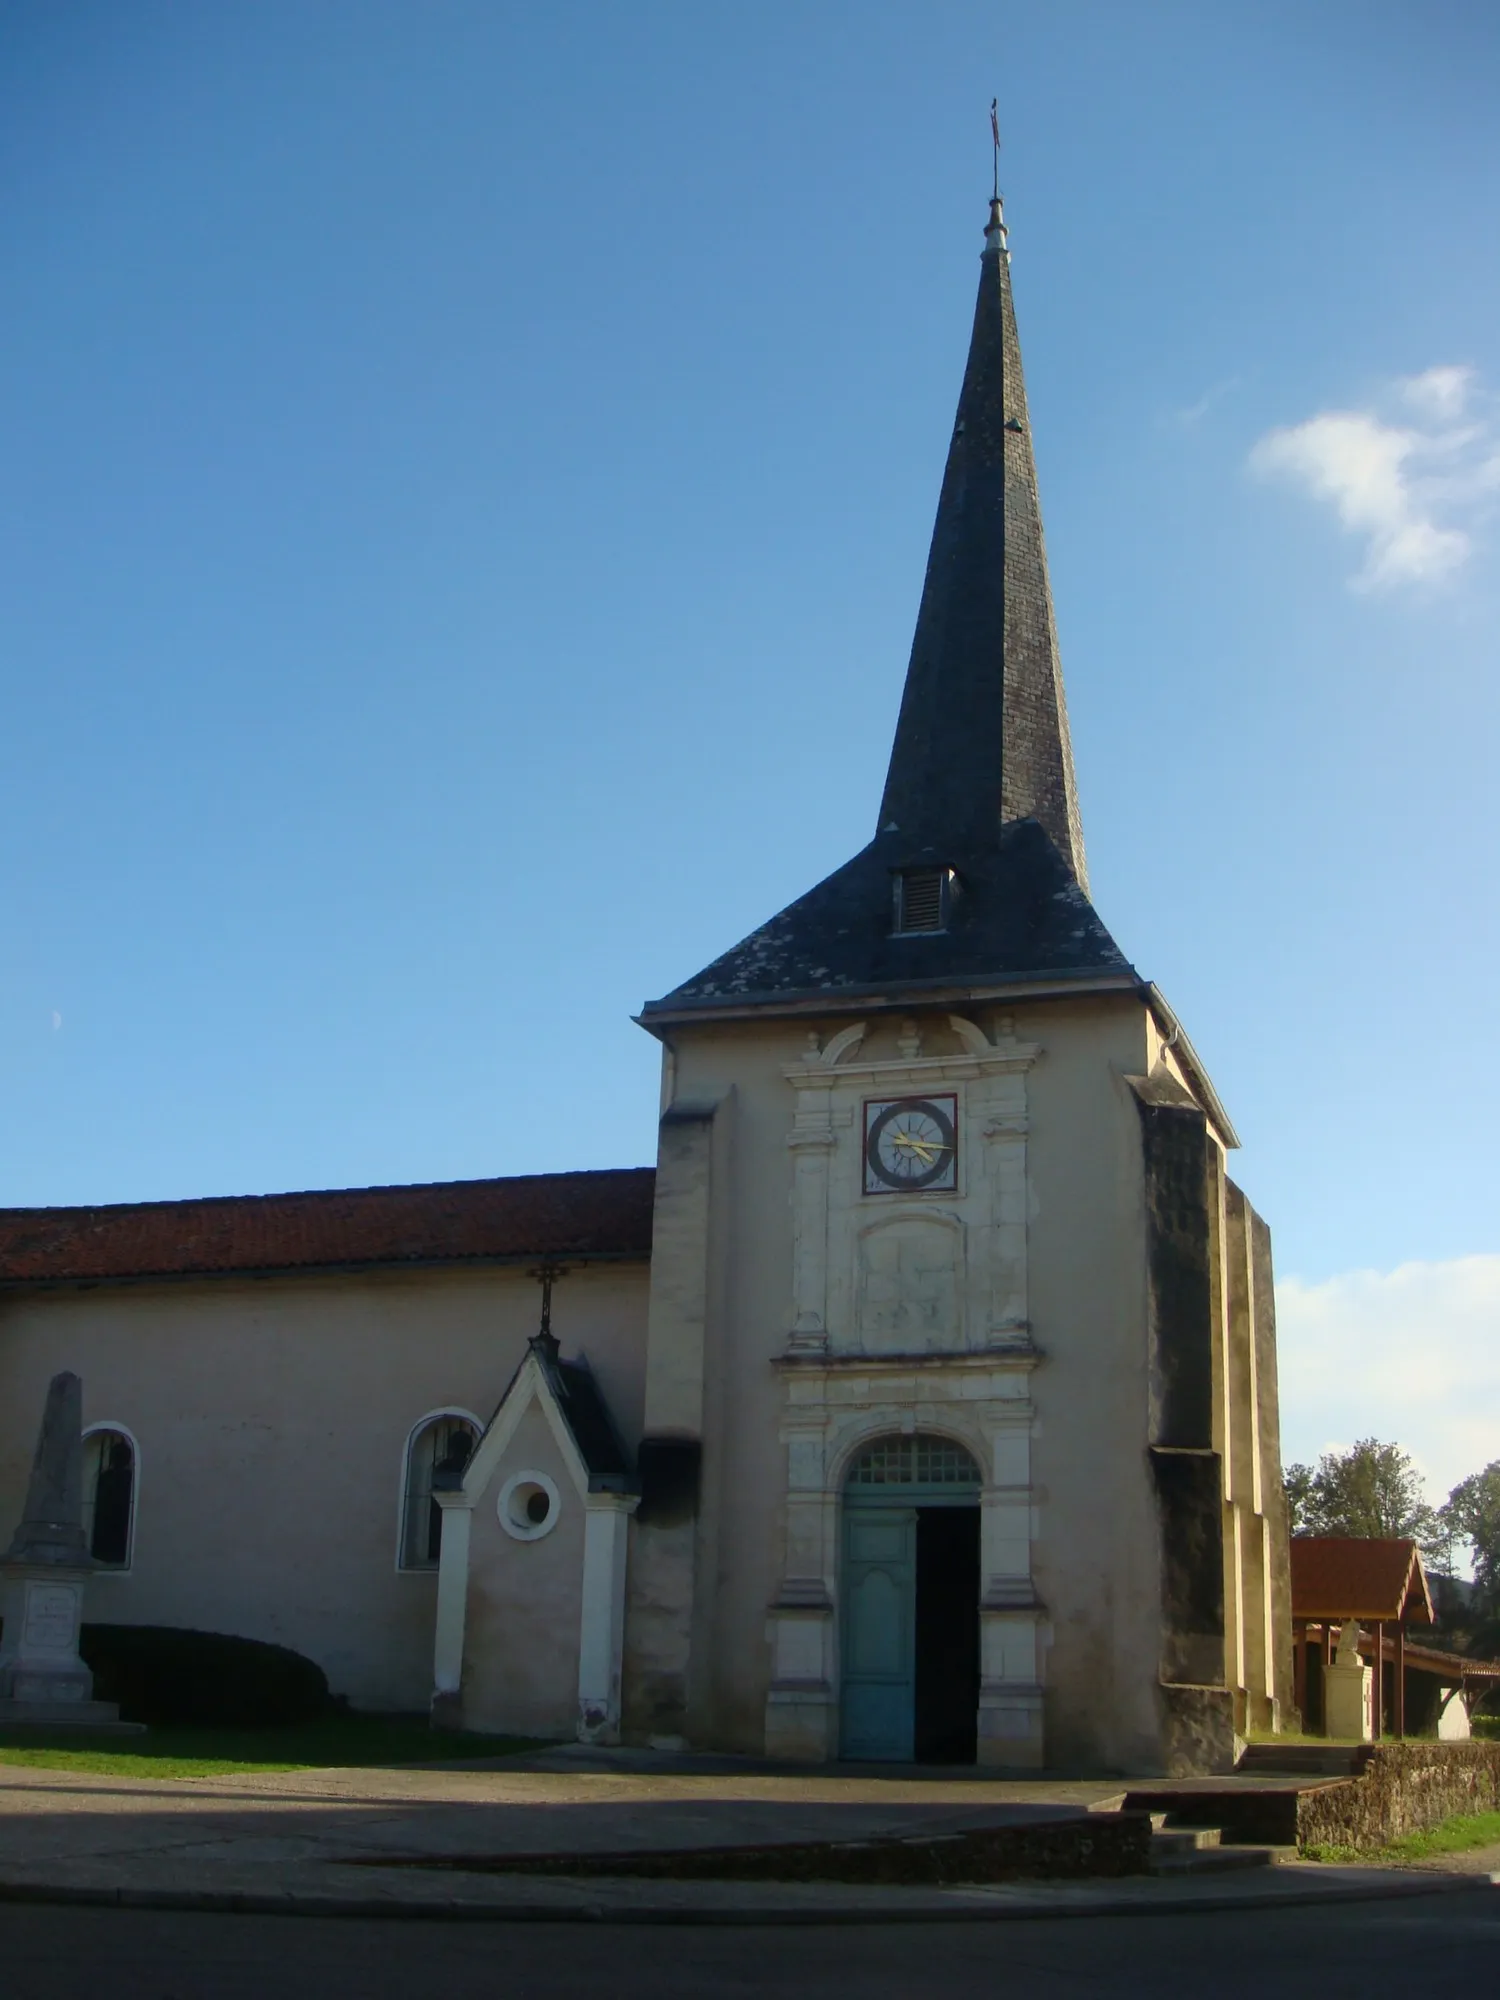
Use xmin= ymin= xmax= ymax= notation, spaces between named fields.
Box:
xmin=0 ymin=1748 xmax=1494 ymax=1924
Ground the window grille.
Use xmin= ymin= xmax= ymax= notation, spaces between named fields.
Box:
xmin=847 ymin=1435 xmax=980 ymax=1487
xmin=401 ymin=1415 xmax=479 ymax=1569
xmin=82 ymin=1428 xmax=135 ymax=1568
xmin=893 ymin=868 xmax=949 ymax=934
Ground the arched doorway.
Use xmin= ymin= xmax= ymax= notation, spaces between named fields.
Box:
xmin=839 ymin=1434 xmax=981 ymax=1763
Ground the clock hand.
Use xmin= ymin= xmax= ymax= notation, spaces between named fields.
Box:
xmin=890 ymin=1132 xmax=947 ymax=1159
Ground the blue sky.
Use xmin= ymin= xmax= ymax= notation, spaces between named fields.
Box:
xmin=3 ymin=4 xmax=1497 ymax=1481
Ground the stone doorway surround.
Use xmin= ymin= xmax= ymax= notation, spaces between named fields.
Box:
xmin=763 ymin=1015 xmax=1046 ymax=1769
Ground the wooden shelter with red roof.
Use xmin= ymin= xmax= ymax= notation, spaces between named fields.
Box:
xmin=1290 ymin=1537 xmax=1498 ymax=1739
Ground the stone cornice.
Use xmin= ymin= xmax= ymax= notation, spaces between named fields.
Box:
xmin=773 ymin=1343 xmax=1039 ymax=1375
xmin=637 ymin=968 xmax=1140 ymax=1034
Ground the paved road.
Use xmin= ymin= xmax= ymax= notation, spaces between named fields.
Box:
xmin=2 ymin=1888 xmax=1497 ymax=2000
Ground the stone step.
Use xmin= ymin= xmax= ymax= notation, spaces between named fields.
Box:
xmin=1150 ymin=1821 xmax=1224 ymax=1854
xmin=1236 ymin=1743 xmax=1370 ymax=1778
xmin=1123 ymin=1786 xmax=1306 ymax=1848
xmin=1151 ymin=1843 xmax=1277 ymax=1876
xmin=1148 ymin=1818 xmax=1279 ymax=1875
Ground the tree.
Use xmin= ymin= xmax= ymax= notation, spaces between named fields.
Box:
xmin=1282 ymin=1439 xmax=1441 ymax=1552
xmin=1284 ymin=1462 xmax=1316 ymax=1536
xmin=1442 ymin=1461 xmax=1500 ymax=1603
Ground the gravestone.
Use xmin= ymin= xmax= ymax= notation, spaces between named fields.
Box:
xmin=0 ymin=1372 xmax=133 ymax=1728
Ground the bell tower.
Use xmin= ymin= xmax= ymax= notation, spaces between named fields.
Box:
xmin=627 ymin=193 xmax=1291 ymax=1773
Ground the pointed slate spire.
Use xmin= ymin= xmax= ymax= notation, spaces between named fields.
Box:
xmin=641 ymin=193 xmax=1131 ymax=1023
xmin=877 ymin=196 xmax=1089 ymax=891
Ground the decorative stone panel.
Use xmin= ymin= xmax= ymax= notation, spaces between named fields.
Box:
xmin=765 ymin=1015 xmax=1046 ymax=1767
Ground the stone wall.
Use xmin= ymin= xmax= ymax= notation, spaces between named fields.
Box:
xmin=1297 ymin=1742 xmax=1500 ymax=1850
xmin=414 ymin=1812 xmax=1153 ymax=1883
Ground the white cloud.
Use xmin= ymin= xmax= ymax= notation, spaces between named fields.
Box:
xmin=1249 ymin=366 xmax=1496 ymax=591
xmin=1399 ymin=365 xmax=1475 ymax=421
xmin=1276 ymin=1254 xmax=1500 ymax=1503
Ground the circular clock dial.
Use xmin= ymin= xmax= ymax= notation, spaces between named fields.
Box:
xmin=865 ymin=1097 xmax=957 ymax=1191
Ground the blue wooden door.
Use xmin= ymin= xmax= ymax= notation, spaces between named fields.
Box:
xmin=840 ymin=1508 xmax=916 ymax=1760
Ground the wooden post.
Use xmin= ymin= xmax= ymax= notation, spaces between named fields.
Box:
xmin=1395 ymin=1622 xmax=1406 ymax=1739
xmin=1293 ymin=1619 xmax=1308 ymax=1729
xmin=1371 ymin=1620 xmax=1382 ymax=1740
xmin=1322 ymin=1621 xmax=1333 ymax=1738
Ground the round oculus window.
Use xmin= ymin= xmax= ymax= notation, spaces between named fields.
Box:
xmin=498 ymin=1470 xmax=561 ymax=1541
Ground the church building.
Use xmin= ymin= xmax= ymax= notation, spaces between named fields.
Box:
xmin=0 ymin=195 xmax=1292 ymax=1774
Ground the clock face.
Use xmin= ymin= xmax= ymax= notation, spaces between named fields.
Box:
xmin=863 ymin=1095 xmax=959 ymax=1194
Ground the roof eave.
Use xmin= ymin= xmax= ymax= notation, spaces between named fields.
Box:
xmin=1295 ymin=1602 xmax=1437 ymax=1626
xmin=1143 ymin=982 xmax=1241 ymax=1151
xmin=0 ymin=1245 xmax=653 ymax=1295
xmin=636 ymin=965 xmax=1142 ymax=1039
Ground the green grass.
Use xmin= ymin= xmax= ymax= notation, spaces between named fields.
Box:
xmin=1303 ymin=1809 xmax=1500 ymax=1865
xmin=0 ymin=1715 xmax=546 ymax=1779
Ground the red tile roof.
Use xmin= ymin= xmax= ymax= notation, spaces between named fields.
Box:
xmin=1370 ymin=1636 xmax=1500 ymax=1679
xmin=1290 ymin=1537 xmax=1435 ymax=1625
xmin=0 ymin=1168 xmax=656 ymax=1286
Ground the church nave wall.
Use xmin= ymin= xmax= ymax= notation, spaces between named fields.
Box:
xmin=0 ymin=1259 xmax=649 ymax=1712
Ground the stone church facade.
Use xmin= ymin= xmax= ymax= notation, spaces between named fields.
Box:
xmin=0 ymin=197 xmax=1292 ymax=1774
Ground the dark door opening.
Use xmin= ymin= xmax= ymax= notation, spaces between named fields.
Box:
xmin=914 ymin=1505 xmax=979 ymax=1763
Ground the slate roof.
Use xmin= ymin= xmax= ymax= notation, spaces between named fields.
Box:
xmin=0 ymin=1168 xmax=656 ymax=1288
xmin=1290 ymin=1537 xmax=1436 ymax=1625
xmin=530 ymin=1334 xmax=635 ymax=1490
xmin=879 ymin=197 xmax=1088 ymax=884
xmin=645 ymin=818 xmax=1132 ymax=1019
xmin=643 ymin=200 xmax=1131 ymax=1025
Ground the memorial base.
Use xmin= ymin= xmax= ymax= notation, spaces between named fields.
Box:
xmin=0 ymin=1698 xmax=142 ymax=1734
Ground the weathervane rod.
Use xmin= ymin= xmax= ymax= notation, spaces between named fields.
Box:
xmin=990 ymin=97 xmax=1000 ymax=204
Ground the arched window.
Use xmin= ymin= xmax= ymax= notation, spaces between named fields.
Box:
xmin=846 ymin=1434 xmax=980 ymax=1488
xmin=82 ymin=1426 xmax=137 ymax=1569
xmin=400 ymin=1412 xmax=480 ymax=1570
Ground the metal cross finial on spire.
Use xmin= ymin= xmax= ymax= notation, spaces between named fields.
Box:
xmin=984 ymin=99 xmax=1008 ymax=259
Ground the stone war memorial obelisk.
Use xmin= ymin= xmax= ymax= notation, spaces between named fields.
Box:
xmin=0 ymin=1372 xmax=132 ymax=1728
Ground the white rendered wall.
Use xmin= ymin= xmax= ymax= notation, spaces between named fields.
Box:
xmin=630 ymin=996 xmax=1173 ymax=1771
xmin=0 ymin=1260 xmax=649 ymax=1712
xmin=458 ymin=1399 xmax=588 ymax=1738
